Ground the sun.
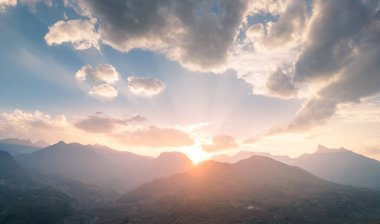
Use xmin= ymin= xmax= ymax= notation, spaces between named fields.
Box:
xmin=183 ymin=144 xmax=210 ymax=164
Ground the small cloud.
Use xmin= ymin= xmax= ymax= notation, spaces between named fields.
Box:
xmin=45 ymin=19 xmax=100 ymax=50
xmin=117 ymin=126 xmax=194 ymax=148
xmin=0 ymin=0 xmax=16 ymax=12
xmin=74 ymin=113 xmax=145 ymax=134
xmin=89 ymin=84 xmax=118 ymax=99
xmin=76 ymin=64 xmax=119 ymax=84
xmin=202 ymin=135 xmax=238 ymax=152
xmin=128 ymin=77 xmax=166 ymax=96
xmin=0 ymin=0 xmax=51 ymax=13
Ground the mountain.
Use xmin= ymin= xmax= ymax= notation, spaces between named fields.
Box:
xmin=293 ymin=145 xmax=380 ymax=190
xmin=119 ymin=156 xmax=380 ymax=224
xmin=16 ymin=141 xmax=193 ymax=191
xmin=211 ymin=150 xmax=293 ymax=164
xmin=139 ymin=151 xmax=194 ymax=182
xmin=212 ymin=145 xmax=380 ymax=191
xmin=0 ymin=150 xmax=80 ymax=224
xmin=0 ymin=138 xmax=46 ymax=156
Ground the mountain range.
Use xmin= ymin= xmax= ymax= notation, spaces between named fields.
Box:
xmin=2 ymin=140 xmax=380 ymax=223
xmin=16 ymin=141 xmax=193 ymax=192
xmin=120 ymin=156 xmax=380 ymax=223
xmin=0 ymin=138 xmax=47 ymax=156
xmin=212 ymin=145 xmax=380 ymax=191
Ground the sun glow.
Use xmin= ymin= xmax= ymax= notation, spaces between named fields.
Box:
xmin=183 ymin=144 xmax=210 ymax=164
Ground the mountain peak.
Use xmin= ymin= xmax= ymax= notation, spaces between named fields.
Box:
xmin=315 ymin=145 xmax=348 ymax=154
xmin=56 ymin=140 xmax=67 ymax=145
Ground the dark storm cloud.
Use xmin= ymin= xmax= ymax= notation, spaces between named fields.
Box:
xmin=74 ymin=0 xmax=249 ymax=71
xmin=286 ymin=0 xmax=380 ymax=131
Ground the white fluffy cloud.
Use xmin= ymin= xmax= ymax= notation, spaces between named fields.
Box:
xmin=127 ymin=77 xmax=166 ymax=96
xmin=45 ymin=19 xmax=100 ymax=50
xmin=75 ymin=64 xmax=120 ymax=99
xmin=76 ymin=64 xmax=119 ymax=84
xmin=89 ymin=84 xmax=118 ymax=99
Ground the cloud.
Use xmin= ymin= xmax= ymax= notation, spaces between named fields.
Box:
xmin=0 ymin=0 xmax=51 ymax=12
xmin=202 ymin=135 xmax=238 ymax=152
xmin=335 ymin=102 xmax=380 ymax=123
xmin=74 ymin=113 xmax=145 ymax=133
xmin=265 ymin=68 xmax=298 ymax=98
xmin=285 ymin=98 xmax=337 ymax=132
xmin=127 ymin=77 xmax=166 ymax=96
xmin=45 ymin=19 xmax=100 ymax=50
xmin=246 ymin=23 xmax=266 ymax=39
xmin=64 ymin=0 xmax=250 ymax=72
xmin=89 ymin=84 xmax=118 ymax=99
xmin=76 ymin=64 xmax=119 ymax=84
xmin=75 ymin=64 xmax=120 ymax=100
xmin=282 ymin=0 xmax=380 ymax=131
xmin=117 ymin=126 xmax=194 ymax=148
xmin=0 ymin=109 xmax=67 ymax=134
xmin=259 ymin=0 xmax=308 ymax=49
xmin=0 ymin=0 xmax=16 ymax=12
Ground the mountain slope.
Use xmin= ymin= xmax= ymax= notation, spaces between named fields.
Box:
xmin=212 ymin=145 xmax=380 ymax=191
xmin=293 ymin=145 xmax=380 ymax=190
xmin=119 ymin=156 xmax=380 ymax=224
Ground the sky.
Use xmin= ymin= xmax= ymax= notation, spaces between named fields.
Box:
xmin=0 ymin=0 xmax=380 ymax=162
